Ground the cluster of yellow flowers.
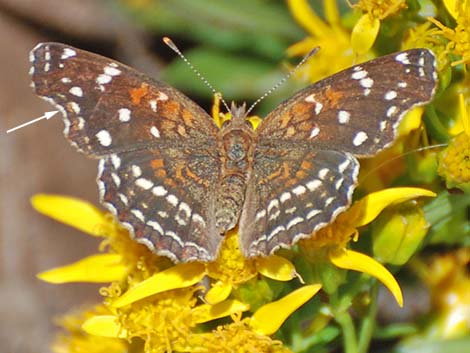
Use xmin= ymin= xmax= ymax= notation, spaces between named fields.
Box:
xmin=34 ymin=1 xmax=470 ymax=352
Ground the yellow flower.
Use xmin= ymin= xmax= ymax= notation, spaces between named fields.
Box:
xmin=32 ymin=194 xmax=319 ymax=352
xmin=351 ymin=0 xmax=407 ymax=54
xmin=52 ymin=306 xmax=126 ymax=353
xmin=438 ymin=93 xmax=470 ymax=191
xmin=416 ymin=248 xmax=470 ymax=339
xmin=299 ymin=187 xmax=436 ymax=307
xmin=286 ymin=0 xmax=361 ymax=83
xmin=428 ymin=0 xmax=470 ymax=67
xmin=83 ymin=286 xmax=320 ymax=353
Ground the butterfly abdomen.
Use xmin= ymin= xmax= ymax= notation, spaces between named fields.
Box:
xmin=215 ymin=126 xmax=254 ymax=234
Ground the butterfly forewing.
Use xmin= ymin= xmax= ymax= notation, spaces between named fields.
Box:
xmin=256 ymin=49 xmax=437 ymax=156
xmin=30 ymin=42 xmax=223 ymax=262
xmin=240 ymin=48 xmax=437 ymax=257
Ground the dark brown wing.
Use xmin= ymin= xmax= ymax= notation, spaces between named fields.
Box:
xmin=30 ymin=42 xmax=222 ymax=262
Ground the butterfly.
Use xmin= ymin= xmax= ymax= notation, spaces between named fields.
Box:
xmin=29 ymin=42 xmax=437 ymax=262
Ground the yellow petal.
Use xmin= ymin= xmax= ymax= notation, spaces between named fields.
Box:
xmin=443 ymin=0 xmax=459 ymax=19
xmin=205 ymin=281 xmax=232 ymax=304
xmin=211 ymin=92 xmax=223 ymax=128
xmin=256 ymin=255 xmax=297 ymax=281
xmin=82 ymin=315 xmax=127 ymax=338
xmin=398 ymin=107 xmax=424 ymax=136
xmin=247 ymin=116 xmax=262 ymax=130
xmin=329 ymin=249 xmax=403 ymax=307
xmin=459 ymin=93 xmax=470 ymax=136
xmin=287 ymin=37 xmax=318 ymax=57
xmin=324 ymin=0 xmax=340 ymax=25
xmin=351 ymin=14 xmax=380 ymax=55
xmin=37 ymin=254 xmax=126 ymax=283
xmin=287 ymin=0 xmax=330 ymax=38
xmin=112 ymin=262 xmax=205 ymax=307
xmin=250 ymin=284 xmax=322 ymax=335
xmin=31 ymin=194 xmax=109 ymax=237
xmin=193 ymin=300 xmax=250 ymax=324
xmin=350 ymin=187 xmax=436 ymax=227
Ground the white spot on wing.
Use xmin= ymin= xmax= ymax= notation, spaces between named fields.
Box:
xmin=104 ymin=66 xmax=121 ymax=76
xmin=306 ymin=209 xmax=321 ymax=219
xmin=69 ymin=86 xmax=83 ymax=97
xmin=384 ymin=90 xmax=397 ymax=100
xmin=292 ymin=185 xmax=306 ymax=195
xmin=118 ymin=193 xmax=128 ymax=205
xmin=353 ymin=131 xmax=368 ymax=146
xmin=386 ymin=106 xmax=398 ymax=118
xmin=61 ymin=48 xmax=77 ymax=59
xmin=131 ymin=209 xmax=145 ymax=222
xmin=69 ymin=102 xmax=81 ymax=114
xmin=166 ymin=194 xmax=179 ymax=207
xmin=351 ymin=70 xmax=368 ymax=80
xmin=309 ymin=127 xmax=320 ymax=139
xmin=395 ymin=52 xmax=410 ymax=64
xmin=280 ymin=192 xmax=291 ymax=203
xmin=149 ymin=100 xmax=157 ymax=112
xmin=255 ymin=209 xmax=266 ymax=221
xmin=96 ymin=74 xmax=112 ymax=85
xmin=150 ymin=126 xmax=160 ymax=138
xmin=306 ymin=179 xmax=321 ymax=191
xmin=152 ymin=186 xmax=168 ymax=197
xmin=77 ymin=117 xmax=85 ymax=129
xmin=338 ymin=110 xmax=350 ymax=124
xmin=287 ymin=217 xmax=304 ymax=230
xmin=147 ymin=221 xmax=164 ymax=234
xmin=118 ymin=108 xmax=131 ymax=122
xmin=131 ymin=165 xmax=142 ymax=178
xmin=318 ymin=168 xmax=329 ymax=180
xmin=360 ymin=78 xmax=374 ymax=88
xmin=136 ymin=178 xmax=154 ymax=190
xmin=95 ymin=130 xmax=112 ymax=146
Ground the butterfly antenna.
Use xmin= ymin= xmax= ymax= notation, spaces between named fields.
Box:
xmin=163 ymin=37 xmax=231 ymax=113
xmin=245 ymin=47 xmax=320 ymax=116
xmin=361 ymin=143 xmax=448 ymax=182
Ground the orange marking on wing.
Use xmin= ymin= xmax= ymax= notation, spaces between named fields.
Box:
xmin=325 ymin=86 xmax=344 ymax=107
xmin=129 ymin=83 xmax=149 ymax=105
xmin=155 ymin=169 xmax=167 ymax=178
xmin=279 ymin=113 xmax=293 ymax=129
xmin=300 ymin=160 xmax=312 ymax=170
xmin=151 ymin=159 xmax=164 ymax=170
xmin=285 ymin=126 xmax=296 ymax=137
xmin=163 ymin=101 xmax=181 ymax=121
xmin=177 ymin=124 xmax=188 ymax=137
xmin=292 ymin=102 xmax=310 ymax=115
xmin=260 ymin=162 xmax=291 ymax=185
xmin=182 ymin=109 xmax=195 ymax=127
xmin=162 ymin=120 xmax=176 ymax=131
xmin=164 ymin=178 xmax=177 ymax=188
xmin=295 ymin=170 xmax=307 ymax=179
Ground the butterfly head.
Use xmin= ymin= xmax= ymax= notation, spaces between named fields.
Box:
xmin=230 ymin=101 xmax=247 ymax=122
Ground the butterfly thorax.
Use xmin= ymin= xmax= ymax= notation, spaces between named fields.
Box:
xmin=215 ymin=103 xmax=255 ymax=234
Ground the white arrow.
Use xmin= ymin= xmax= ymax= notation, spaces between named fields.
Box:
xmin=6 ymin=110 xmax=59 ymax=134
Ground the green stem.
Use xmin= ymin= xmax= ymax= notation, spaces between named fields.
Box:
xmin=358 ymin=283 xmax=379 ymax=353
xmin=334 ymin=307 xmax=358 ymax=353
